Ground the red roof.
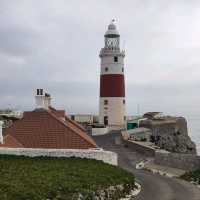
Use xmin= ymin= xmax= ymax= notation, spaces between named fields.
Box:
xmin=1 ymin=107 xmax=97 ymax=149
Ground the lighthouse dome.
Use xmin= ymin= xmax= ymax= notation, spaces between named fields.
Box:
xmin=105 ymin=20 xmax=119 ymax=37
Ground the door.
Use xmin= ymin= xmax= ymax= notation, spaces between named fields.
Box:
xmin=104 ymin=116 xmax=108 ymax=126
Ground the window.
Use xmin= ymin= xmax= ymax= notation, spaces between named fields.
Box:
xmin=114 ymin=56 xmax=118 ymax=62
xmin=122 ymin=67 xmax=124 ymax=72
xmin=104 ymin=107 xmax=108 ymax=110
xmin=105 ymin=67 xmax=108 ymax=72
xmin=104 ymin=100 xmax=108 ymax=105
xmin=123 ymin=99 xmax=125 ymax=104
xmin=124 ymin=116 xmax=126 ymax=121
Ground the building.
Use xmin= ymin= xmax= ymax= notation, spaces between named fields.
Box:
xmin=0 ymin=109 xmax=23 ymax=119
xmin=70 ymin=114 xmax=95 ymax=124
xmin=99 ymin=20 xmax=126 ymax=129
xmin=0 ymin=89 xmax=97 ymax=149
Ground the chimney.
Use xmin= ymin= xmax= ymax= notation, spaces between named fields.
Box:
xmin=44 ymin=93 xmax=51 ymax=109
xmin=35 ymin=89 xmax=51 ymax=110
xmin=0 ymin=121 xmax=4 ymax=144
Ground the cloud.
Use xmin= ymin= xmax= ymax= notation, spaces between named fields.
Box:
xmin=1 ymin=0 xmax=200 ymax=116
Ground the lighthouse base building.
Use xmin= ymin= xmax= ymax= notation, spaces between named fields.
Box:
xmin=99 ymin=21 xmax=126 ymax=130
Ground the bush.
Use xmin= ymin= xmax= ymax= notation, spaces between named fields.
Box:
xmin=180 ymin=169 xmax=200 ymax=184
xmin=0 ymin=155 xmax=135 ymax=200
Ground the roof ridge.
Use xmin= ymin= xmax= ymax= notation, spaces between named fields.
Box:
xmin=46 ymin=110 xmax=97 ymax=147
xmin=65 ymin=116 xmax=85 ymax=131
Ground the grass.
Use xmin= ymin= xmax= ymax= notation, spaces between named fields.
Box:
xmin=0 ymin=155 xmax=135 ymax=200
xmin=180 ymin=169 xmax=200 ymax=184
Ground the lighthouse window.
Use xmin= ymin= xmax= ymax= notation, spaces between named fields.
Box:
xmin=105 ymin=67 xmax=108 ymax=72
xmin=114 ymin=56 xmax=118 ymax=62
xmin=123 ymin=99 xmax=125 ymax=104
xmin=104 ymin=100 xmax=108 ymax=105
xmin=122 ymin=67 xmax=124 ymax=72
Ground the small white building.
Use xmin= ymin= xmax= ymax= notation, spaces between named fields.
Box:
xmin=70 ymin=114 xmax=94 ymax=124
xmin=0 ymin=109 xmax=23 ymax=119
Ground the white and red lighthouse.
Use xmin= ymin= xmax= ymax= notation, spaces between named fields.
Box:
xmin=99 ymin=20 xmax=126 ymax=128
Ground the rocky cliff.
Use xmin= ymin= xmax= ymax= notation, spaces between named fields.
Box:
xmin=140 ymin=116 xmax=197 ymax=154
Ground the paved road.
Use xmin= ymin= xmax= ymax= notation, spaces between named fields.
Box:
xmin=93 ymin=132 xmax=200 ymax=200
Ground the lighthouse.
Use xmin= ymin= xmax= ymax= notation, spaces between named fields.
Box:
xmin=99 ymin=20 xmax=126 ymax=128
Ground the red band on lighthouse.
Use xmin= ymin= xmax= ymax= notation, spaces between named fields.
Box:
xmin=100 ymin=74 xmax=125 ymax=97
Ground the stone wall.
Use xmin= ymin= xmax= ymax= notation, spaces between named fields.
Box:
xmin=155 ymin=151 xmax=200 ymax=170
xmin=124 ymin=140 xmax=155 ymax=157
xmin=0 ymin=148 xmax=118 ymax=166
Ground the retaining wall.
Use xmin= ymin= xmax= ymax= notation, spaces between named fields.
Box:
xmin=155 ymin=151 xmax=200 ymax=170
xmin=0 ymin=148 xmax=118 ymax=166
xmin=92 ymin=127 xmax=109 ymax=136
xmin=123 ymin=140 xmax=155 ymax=157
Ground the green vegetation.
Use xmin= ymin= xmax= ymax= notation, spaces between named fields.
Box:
xmin=180 ymin=169 xmax=200 ymax=184
xmin=0 ymin=155 xmax=135 ymax=200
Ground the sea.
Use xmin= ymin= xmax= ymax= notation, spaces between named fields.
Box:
xmin=186 ymin=115 xmax=200 ymax=155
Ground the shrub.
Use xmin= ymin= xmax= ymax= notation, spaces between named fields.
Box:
xmin=0 ymin=155 xmax=135 ymax=200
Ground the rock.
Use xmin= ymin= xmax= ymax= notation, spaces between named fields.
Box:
xmin=140 ymin=116 xmax=197 ymax=154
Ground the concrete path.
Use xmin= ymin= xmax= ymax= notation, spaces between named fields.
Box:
xmin=93 ymin=132 xmax=200 ymax=200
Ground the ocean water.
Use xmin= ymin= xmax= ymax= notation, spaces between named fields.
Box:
xmin=186 ymin=116 xmax=200 ymax=155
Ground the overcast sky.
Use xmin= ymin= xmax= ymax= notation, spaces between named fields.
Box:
xmin=1 ymin=0 xmax=200 ymax=116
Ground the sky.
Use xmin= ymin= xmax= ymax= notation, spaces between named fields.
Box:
xmin=1 ymin=0 xmax=200 ymax=116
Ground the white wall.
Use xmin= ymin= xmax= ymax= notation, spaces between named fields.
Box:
xmin=99 ymin=97 xmax=125 ymax=126
xmin=73 ymin=115 xmax=93 ymax=123
xmin=0 ymin=148 xmax=118 ymax=166
xmin=92 ymin=127 xmax=109 ymax=136
xmin=100 ymin=54 xmax=124 ymax=75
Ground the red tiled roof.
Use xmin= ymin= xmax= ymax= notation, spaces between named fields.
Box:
xmin=49 ymin=106 xmax=86 ymax=131
xmin=64 ymin=116 xmax=86 ymax=132
xmin=1 ymin=108 xmax=97 ymax=149
xmin=1 ymin=135 xmax=23 ymax=148
xmin=49 ymin=106 xmax=65 ymax=118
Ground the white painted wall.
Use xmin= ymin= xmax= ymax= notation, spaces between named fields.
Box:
xmin=35 ymin=90 xmax=51 ymax=110
xmin=73 ymin=115 xmax=93 ymax=123
xmin=99 ymin=97 xmax=125 ymax=126
xmin=101 ymin=53 xmax=124 ymax=75
xmin=0 ymin=148 xmax=118 ymax=166
xmin=100 ymin=54 xmax=124 ymax=75
xmin=92 ymin=127 xmax=109 ymax=136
